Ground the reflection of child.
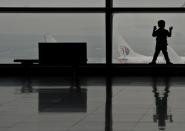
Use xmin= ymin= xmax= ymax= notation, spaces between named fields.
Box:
xmin=150 ymin=20 xmax=173 ymax=64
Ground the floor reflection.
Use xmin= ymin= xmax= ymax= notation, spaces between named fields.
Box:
xmin=105 ymin=76 xmax=112 ymax=131
xmin=21 ymin=76 xmax=38 ymax=93
xmin=39 ymin=88 xmax=87 ymax=112
xmin=152 ymin=77 xmax=173 ymax=130
xmin=2 ymin=75 xmax=185 ymax=131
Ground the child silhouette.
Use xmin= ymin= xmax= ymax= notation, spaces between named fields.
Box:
xmin=150 ymin=20 xmax=173 ymax=64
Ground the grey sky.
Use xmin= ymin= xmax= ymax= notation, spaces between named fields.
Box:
xmin=0 ymin=0 xmax=185 ymax=7
xmin=114 ymin=0 xmax=185 ymax=7
xmin=0 ymin=0 xmax=104 ymax=7
xmin=0 ymin=0 xmax=184 ymax=35
xmin=0 ymin=14 xmax=105 ymax=35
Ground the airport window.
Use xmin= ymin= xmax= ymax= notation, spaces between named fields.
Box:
xmin=113 ymin=13 xmax=185 ymax=64
xmin=113 ymin=0 xmax=185 ymax=7
xmin=0 ymin=13 xmax=105 ymax=63
xmin=0 ymin=2 xmax=185 ymax=131
xmin=0 ymin=0 xmax=105 ymax=7
xmin=0 ymin=1 xmax=184 ymax=64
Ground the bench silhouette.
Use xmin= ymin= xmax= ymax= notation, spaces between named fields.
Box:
xmin=14 ymin=42 xmax=87 ymax=88
xmin=14 ymin=42 xmax=87 ymax=66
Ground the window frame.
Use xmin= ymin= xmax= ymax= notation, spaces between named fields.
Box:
xmin=0 ymin=1 xmax=185 ymax=65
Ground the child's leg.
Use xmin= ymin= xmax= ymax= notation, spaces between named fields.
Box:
xmin=151 ymin=46 xmax=161 ymax=63
xmin=161 ymin=46 xmax=170 ymax=63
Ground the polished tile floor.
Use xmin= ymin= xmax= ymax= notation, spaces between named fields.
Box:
xmin=0 ymin=76 xmax=185 ymax=131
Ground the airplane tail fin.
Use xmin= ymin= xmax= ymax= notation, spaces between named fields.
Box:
xmin=43 ymin=33 xmax=57 ymax=42
xmin=113 ymin=16 xmax=144 ymax=59
xmin=116 ymin=34 xmax=183 ymax=63
xmin=116 ymin=33 xmax=144 ymax=59
xmin=167 ymin=46 xmax=183 ymax=64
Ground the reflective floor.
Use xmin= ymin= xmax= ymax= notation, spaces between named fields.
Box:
xmin=0 ymin=76 xmax=185 ymax=131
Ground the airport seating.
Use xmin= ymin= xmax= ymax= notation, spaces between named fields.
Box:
xmin=14 ymin=59 xmax=39 ymax=65
xmin=14 ymin=42 xmax=87 ymax=88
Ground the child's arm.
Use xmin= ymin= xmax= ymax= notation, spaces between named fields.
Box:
xmin=168 ymin=26 xmax=173 ymax=37
xmin=152 ymin=26 xmax=157 ymax=37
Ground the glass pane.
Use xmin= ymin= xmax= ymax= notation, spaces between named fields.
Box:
xmin=0 ymin=0 xmax=105 ymax=7
xmin=113 ymin=14 xmax=185 ymax=64
xmin=114 ymin=0 xmax=185 ymax=7
xmin=0 ymin=14 xmax=105 ymax=63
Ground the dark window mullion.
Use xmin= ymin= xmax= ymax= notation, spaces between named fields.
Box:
xmin=113 ymin=7 xmax=185 ymax=13
xmin=106 ymin=0 xmax=113 ymax=65
xmin=0 ymin=7 xmax=105 ymax=13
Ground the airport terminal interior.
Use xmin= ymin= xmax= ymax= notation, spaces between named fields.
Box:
xmin=1 ymin=1 xmax=185 ymax=131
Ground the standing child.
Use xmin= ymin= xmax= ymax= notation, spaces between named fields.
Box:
xmin=150 ymin=20 xmax=173 ymax=64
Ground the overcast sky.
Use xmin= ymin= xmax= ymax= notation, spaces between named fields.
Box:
xmin=0 ymin=0 xmax=184 ymax=35
xmin=0 ymin=14 xmax=105 ymax=35
xmin=0 ymin=0 xmax=184 ymax=7
xmin=0 ymin=0 xmax=104 ymax=7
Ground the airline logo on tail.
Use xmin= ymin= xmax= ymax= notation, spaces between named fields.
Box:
xmin=121 ymin=46 xmax=130 ymax=56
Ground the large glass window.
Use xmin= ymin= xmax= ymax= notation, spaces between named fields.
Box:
xmin=113 ymin=14 xmax=185 ymax=64
xmin=0 ymin=0 xmax=105 ymax=7
xmin=114 ymin=0 xmax=185 ymax=7
xmin=0 ymin=14 xmax=105 ymax=63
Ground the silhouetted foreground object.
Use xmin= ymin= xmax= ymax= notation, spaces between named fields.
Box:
xmin=39 ymin=43 xmax=87 ymax=66
xmin=39 ymin=88 xmax=87 ymax=112
xmin=150 ymin=20 xmax=173 ymax=64
xmin=39 ymin=42 xmax=87 ymax=88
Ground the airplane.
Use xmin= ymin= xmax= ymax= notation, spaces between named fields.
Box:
xmin=44 ymin=32 xmax=185 ymax=64
xmin=43 ymin=33 xmax=57 ymax=43
xmin=43 ymin=33 xmax=108 ymax=63
xmin=116 ymin=33 xmax=185 ymax=64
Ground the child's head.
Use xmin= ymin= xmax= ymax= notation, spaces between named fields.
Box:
xmin=158 ymin=20 xmax=165 ymax=28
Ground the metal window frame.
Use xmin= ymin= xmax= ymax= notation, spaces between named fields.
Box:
xmin=0 ymin=1 xmax=185 ymax=65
